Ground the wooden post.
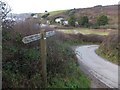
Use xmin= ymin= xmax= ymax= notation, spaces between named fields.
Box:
xmin=22 ymin=30 xmax=55 ymax=88
xmin=40 ymin=29 xmax=47 ymax=88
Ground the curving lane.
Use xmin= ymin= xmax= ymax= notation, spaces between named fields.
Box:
xmin=75 ymin=45 xmax=118 ymax=88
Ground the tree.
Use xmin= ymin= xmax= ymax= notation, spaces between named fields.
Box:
xmin=0 ymin=1 xmax=14 ymax=30
xmin=68 ymin=9 xmax=76 ymax=16
xmin=45 ymin=10 xmax=48 ymax=13
xmin=41 ymin=13 xmax=50 ymax=19
xmin=97 ymin=15 xmax=108 ymax=26
xmin=0 ymin=0 xmax=11 ymax=20
xmin=41 ymin=10 xmax=49 ymax=19
xmin=78 ymin=16 xmax=89 ymax=27
xmin=31 ymin=13 xmax=35 ymax=17
xmin=68 ymin=15 xmax=76 ymax=27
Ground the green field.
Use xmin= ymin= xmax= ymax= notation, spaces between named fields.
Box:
xmin=60 ymin=28 xmax=110 ymax=35
xmin=49 ymin=10 xmax=67 ymax=16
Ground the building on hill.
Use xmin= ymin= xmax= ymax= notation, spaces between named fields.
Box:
xmin=55 ymin=17 xmax=70 ymax=26
xmin=63 ymin=21 xmax=68 ymax=26
xmin=55 ymin=17 xmax=64 ymax=23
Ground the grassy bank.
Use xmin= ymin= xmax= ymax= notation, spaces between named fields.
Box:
xmin=2 ymin=30 xmax=90 ymax=88
xmin=96 ymin=49 xmax=118 ymax=64
xmin=96 ymin=31 xmax=119 ymax=65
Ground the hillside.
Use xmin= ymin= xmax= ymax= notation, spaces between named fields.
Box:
xmin=48 ymin=5 xmax=118 ymax=25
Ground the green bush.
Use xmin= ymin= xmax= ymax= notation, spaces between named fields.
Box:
xmin=91 ymin=23 xmax=100 ymax=29
xmin=97 ymin=15 xmax=108 ymax=26
xmin=68 ymin=15 xmax=76 ymax=27
xmin=3 ymin=30 xmax=90 ymax=88
xmin=99 ymin=24 xmax=118 ymax=29
xmin=96 ymin=32 xmax=119 ymax=64
xmin=2 ymin=30 xmax=12 ymax=41
xmin=78 ymin=16 xmax=89 ymax=27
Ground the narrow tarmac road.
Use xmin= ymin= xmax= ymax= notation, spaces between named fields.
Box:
xmin=75 ymin=45 xmax=118 ymax=88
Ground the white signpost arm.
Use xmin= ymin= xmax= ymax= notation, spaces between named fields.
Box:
xmin=22 ymin=31 xmax=55 ymax=44
xmin=22 ymin=33 xmax=41 ymax=44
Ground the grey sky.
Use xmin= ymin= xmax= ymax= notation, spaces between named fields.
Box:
xmin=5 ymin=0 xmax=119 ymax=13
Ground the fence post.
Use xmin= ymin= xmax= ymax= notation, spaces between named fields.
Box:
xmin=40 ymin=29 xmax=47 ymax=88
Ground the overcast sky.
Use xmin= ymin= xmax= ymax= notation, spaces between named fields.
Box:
xmin=5 ymin=0 xmax=119 ymax=14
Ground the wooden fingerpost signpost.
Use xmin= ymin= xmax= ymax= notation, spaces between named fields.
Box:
xmin=40 ymin=29 xmax=47 ymax=87
xmin=22 ymin=29 xmax=55 ymax=88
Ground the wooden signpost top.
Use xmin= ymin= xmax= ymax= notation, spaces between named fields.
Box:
xmin=22 ymin=31 xmax=55 ymax=44
xmin=22 ymin=30 xmax=55 ymax=88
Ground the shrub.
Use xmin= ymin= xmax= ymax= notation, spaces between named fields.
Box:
xmin=97 ymin=31 xmax=119 ymax=64
xmin=78 ymin=16 xmax=89 ymax=27
xmin=68 ymin=15 xmax=76 ymax=27
xmin=97 ymin=15 xmax=108 ymax=26
xmin=91 ymin=23 xmax=100 ymax=29
xmin=2 ymin=24 xmax=90 ymax=88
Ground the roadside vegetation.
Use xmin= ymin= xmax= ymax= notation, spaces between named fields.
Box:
xmin=2 ymin=17 xmax=107 ymax=88
xmin=2 ymin=21 xmax=91 ymax=88
xmin=47 ymin=32 xmax=91 ymax=88
xmin=96 ymin=31 xmax=119 ymax=65
xmin=1 ymin=3 xmax=84 ymax=87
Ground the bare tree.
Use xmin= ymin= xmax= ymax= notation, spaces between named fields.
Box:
xmin=0 ymin=0 xmax=11 ymax=20
xmin=0 ymin=1 xmax=15 ymax=31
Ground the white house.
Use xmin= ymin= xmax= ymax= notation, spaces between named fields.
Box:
xmin=46 ymin=20 xmax=50 ymax=25
xmin=40 ymin=24 xmax=48 ymax=27
xmin=55 ymin=18 xmax=64 ymax=23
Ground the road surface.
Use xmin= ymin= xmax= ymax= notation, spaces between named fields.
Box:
xmin=75 ymin=45 xmax=118 ymax=88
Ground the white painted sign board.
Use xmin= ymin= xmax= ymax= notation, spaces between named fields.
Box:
xmin=46 ymin=31 xmax=55 ymax=38
xmin=22 ymin=31 xmax=55 ymax=44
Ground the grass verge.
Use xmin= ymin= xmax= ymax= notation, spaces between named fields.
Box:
xmin=95 ymin=31 xmax=119 ymax=65
xmin=96 ymin=49 xmax=118 ymax=65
